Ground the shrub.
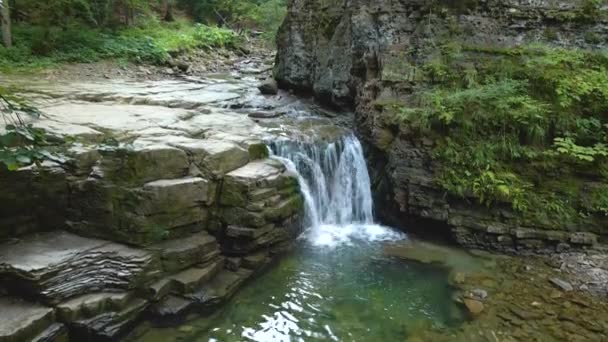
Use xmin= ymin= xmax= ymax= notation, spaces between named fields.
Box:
xmin=384 ymin=44 xmax=608 ymax=223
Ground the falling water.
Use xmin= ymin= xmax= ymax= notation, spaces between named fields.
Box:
xmin=270 ymin=134 xmax=374 ymax=227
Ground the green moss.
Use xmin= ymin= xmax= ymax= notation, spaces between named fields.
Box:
xmin=248 ymin=143 xmax=270 ymax=160
xmin=386 ymin=44 xmax=608 ymax=226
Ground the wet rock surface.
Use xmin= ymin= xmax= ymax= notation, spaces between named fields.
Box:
xmin=0 ymin=51 xmax=312 ymax=340
xmin=384 ymin=240 xmax=608 ymax=341
xmin=0 ymin=297 xmax=57 ymax=342
xmin=0 ymin=231 xmax=156 ymax=304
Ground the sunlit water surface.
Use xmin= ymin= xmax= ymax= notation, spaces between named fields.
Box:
xmin=131 ymin=134 xmax=467 ymax=341
xmin=132 ymin=224 xmax=465 ymax=342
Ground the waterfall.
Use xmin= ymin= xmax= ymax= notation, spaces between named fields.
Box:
xmin=270 ymin=134 xmax=375 ymax=229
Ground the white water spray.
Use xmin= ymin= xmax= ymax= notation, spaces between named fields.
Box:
xmin=270 ymin=134 xmax=403 ymax=247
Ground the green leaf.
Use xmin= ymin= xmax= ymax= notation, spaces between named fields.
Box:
xmin=16 ymin=155 xmax=32 ymax=165
xmin=6 ymin=162 xmax=19 ymax=171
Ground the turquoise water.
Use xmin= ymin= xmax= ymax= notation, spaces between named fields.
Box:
xmin=133 ymin=225 xmax=465 ymax=342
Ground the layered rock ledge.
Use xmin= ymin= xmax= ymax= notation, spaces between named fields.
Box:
xmin=0 ymin=73 xmax=304 ymax=340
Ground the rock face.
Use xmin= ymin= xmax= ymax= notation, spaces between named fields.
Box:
xmin=0 ymin=75 xmax=304 ymax=340
xmin=0 ymin=231 xmax=156 ymax=304
xmin=258 ymin=78 xmax=279 ymax=95
xmin=275 ymin=0 xmax=608 ymax=253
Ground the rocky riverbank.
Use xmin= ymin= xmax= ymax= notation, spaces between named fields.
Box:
xmin=0 ymin=52 xmax=311 ymax=341
xmin=384 ymin=240 xmax=608 ymax=341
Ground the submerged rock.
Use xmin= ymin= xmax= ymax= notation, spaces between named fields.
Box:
xmin=463 ymin=298 xmax=484 ymax=317
xmin=549 ymin=278 xmax=574 ymax=292
xmin=248 ymin=111 xmax=285 ymax=119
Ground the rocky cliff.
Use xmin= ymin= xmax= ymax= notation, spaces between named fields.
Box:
xmin=275 ymin=0 xmax=608 ymax=252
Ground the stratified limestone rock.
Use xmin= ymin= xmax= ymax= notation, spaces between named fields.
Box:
xmin=70 ymin=298 xmax=148 ymax=341
xmin=56 ymin=292 xmax=131 ymax=323
xmin=96 ymin=144 xmax=190 ymax=185
xmin=173 ymin=139 xmax=250 ymax=179
xmin=218 ymin=159 xmax=302 ymax=255
xmin=143 ymin=177 xmax=214 ymax=208
xmin=220 ymin=159 xmax=297 ymax=207
xmin=0 ymin=231 xmax=157 ymax=304
xmin=68 ymin=175 xmax=212 ymax=246
xmin=242 ymin=252 xmax=270 ymax=270
xmin=0 ymin=163 xmax=68 ymax=240
xmin=31 ymin=323 xmax=68 ymax=342
xmin=150 ymin=268 xmax=254 ymax=320
xmin=150 ymin=231 xmax=220 ymax=274
xmin=0 ymin=297 xmax=56 ymax=342
xmin=192 ymin=268 xmax=253 ymax=307
xmin=171 ymin=260 xmax=225 ymax=294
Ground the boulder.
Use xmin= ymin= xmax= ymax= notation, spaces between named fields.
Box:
xmin=463 ymin=298 xmax=484 ymax=317
xmin=191 ymin=268 xmax=253 ymax=307
xmin=258 ymin=78 xmax=278 ymax=95
xmin=31 ymin=323 xmax=68 ymax=342
xmin=242 ymin=252 xmax=269 ymax=270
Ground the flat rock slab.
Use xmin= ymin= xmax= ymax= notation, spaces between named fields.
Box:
xmin=192 ymin=268 xmax=253 ymax=306
xmin=147 ymin=259 xmax=224 ymax=301
xmin=143 ymin=177 xmax=213 ymax=210
xmin=151 ymin=231 xmax=220 ymax=273
xmin=226 ymin=160 xmax=284 ymax=181
xmin=0 ymin=297 xmax=55 ymax=342
xmin=56 ymin=292 xmax=131 ymax=323
xmin=174 ymin=139 xmax=250 ymax=179
xmin=71 ymin=298 xmax=148 ymax=341
xmin=0 ymin=231 xmax=155 ymax=303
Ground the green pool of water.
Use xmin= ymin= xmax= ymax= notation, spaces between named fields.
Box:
xmin=132 ymin=225 xmax=467 ymax=342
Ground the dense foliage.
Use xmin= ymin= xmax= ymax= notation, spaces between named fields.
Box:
xmin=0 ymin=21 xmax=237 ymax=70
xmin=383 ymin=44 xmax=608 ymax=226
xmin=0 ymin=0 xmax=286 ymax=70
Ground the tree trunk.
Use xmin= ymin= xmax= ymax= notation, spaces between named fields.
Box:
xmin=0 ymin=0 xmax=12 ymax=48
xmin=161 ymin=0 xmax=174 ymax=22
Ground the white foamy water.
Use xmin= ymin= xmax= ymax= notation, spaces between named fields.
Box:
xmin=270 ymin=134 xmax=405 ymax=247
xmin=305 ymin=223 xmax=406 ymax=248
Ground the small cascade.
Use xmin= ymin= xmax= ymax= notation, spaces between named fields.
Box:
xmin=269 ymin=134 xmax=374 ymax=229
